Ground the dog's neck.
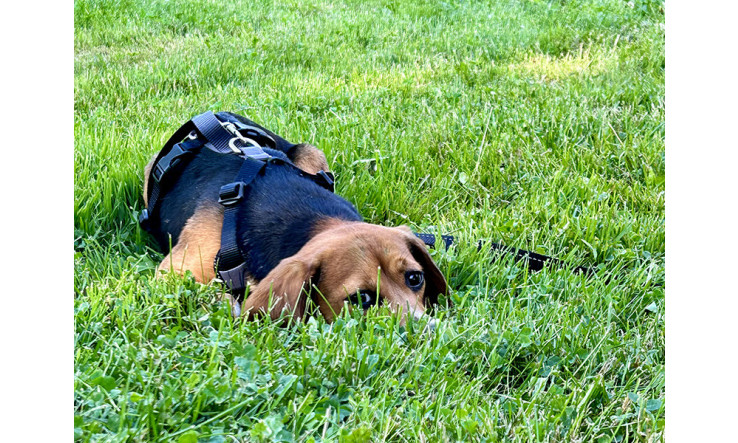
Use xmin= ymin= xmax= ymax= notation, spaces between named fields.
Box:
xmin=310 ymin=217 xmax=363 ymax=236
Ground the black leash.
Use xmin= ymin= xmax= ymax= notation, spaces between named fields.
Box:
xmin=414 ymin=232 xmax=595 ymax=276
xmin=486 ymin=242 xmax=595 ymax=275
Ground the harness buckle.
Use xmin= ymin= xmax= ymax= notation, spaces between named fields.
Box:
xmin=153 ymin=142 xmax=190 ymax=183
xmin=217 ymin=262 xmax=248 ymax=293
xmin=238 ymin=145 xmax=271 ymax=160
xmin=138 ymin=208 xmax=150 ymax=230
xmin=218 ymin=182 xmax=246 ymax=207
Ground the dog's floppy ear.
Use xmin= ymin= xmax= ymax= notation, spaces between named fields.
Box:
xmin=406 ymin=233 xmax=448 ymax=306
xmin=242 ymin=256 xmax=320 ymax=321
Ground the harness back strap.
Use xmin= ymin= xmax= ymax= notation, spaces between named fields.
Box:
xmin=190 ymin=112 xmax=238 ymax=154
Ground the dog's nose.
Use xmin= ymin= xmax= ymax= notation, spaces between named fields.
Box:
xmin=407 ymin=307 xmax=437 ymax=332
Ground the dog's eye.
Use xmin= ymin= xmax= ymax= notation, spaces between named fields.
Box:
xmin=405 ymin=271 xmax=425 ymax=291
xmin=346 ymin=290 xmax=381 ymax=310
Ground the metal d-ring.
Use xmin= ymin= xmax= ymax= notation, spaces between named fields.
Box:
xmin=228 ymin=135 xmax=261 ymax=153
xmin=221 ymin=121 xmax=262 ymax=153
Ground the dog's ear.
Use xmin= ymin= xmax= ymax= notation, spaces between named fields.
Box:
xmin=242 ymin=256 xmax=321 ymax=321
xmin=405 ymin=233 xmax=448 ymax=307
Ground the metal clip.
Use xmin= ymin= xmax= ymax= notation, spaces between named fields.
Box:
xmin=221 ymin=121 xmax=263 ymax=154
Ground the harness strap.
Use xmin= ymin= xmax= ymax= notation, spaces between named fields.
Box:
xmin=140 ymin=137 xmax=202 ymax=230
xmin=191 ymin=111 xmax=241 ymax=154
xmin=215 ymin=157 xmax=270 ymax=294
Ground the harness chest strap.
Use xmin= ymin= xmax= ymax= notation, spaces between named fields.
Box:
xmin=214 ymin=157 xmax=270 ymax=293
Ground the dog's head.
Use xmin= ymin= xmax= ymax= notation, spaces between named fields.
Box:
xmin=242 ymin=220 xmax=447 ymax=324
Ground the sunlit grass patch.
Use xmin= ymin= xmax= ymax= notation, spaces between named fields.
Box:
xmin=509 ymin=46 xmax=619 ymax=82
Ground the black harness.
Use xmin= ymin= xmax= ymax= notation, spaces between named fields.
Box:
xmin=139 ymin=111 xmax=336 ymax=296
xmin=140 ymin=111 xmax=595 ymax=299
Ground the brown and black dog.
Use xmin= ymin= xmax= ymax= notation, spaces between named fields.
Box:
xmin=143 ymin=112 xmax=447 ymax=324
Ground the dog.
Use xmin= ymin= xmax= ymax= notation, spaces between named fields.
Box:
xmin=143 ymin=112 xmax=447 ymax=324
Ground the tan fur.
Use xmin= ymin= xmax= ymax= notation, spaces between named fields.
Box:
xmin=144 ymin=153 xmax=223 ymax=283
xmin=241 ymin=219 xmax=447 ymax=324
xmin=142 ymin=153 xmax=158 ymax=207
xmin=157 ymin=204 xmax=223 ymax=283
xmin=290 ymin=143 xmax=330 ymax=175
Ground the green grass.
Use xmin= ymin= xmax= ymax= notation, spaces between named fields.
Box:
xmin=74 ymin=0 xmax=665 ymax=441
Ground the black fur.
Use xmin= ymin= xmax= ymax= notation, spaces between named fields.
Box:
xmin=149 ymin=122 xmax=362 ymax=281
xmin=236 ymin=162 xmax=361 ymax=280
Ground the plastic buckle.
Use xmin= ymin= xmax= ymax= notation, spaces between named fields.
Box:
xmin=218 ymin=182 xmax=246 ymax=207
xmin=217 ymin=262 xmax=248 ymax=292
xmin=152 ymin=163 xmax=166 ymax=183
xmin=138 ymin=208 xmax=150 ymax=230
xmin=238 ymin=145 xmax=271 ymax=160
xmin=153 ymin=143 xmax=188 ymax=183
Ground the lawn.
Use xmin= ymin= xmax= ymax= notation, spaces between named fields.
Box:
xmin=74 ymin=0 xmax=665 ymax=441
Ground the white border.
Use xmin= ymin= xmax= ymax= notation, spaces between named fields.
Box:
xmin=3 ymin=0 xmax=735 ymax=439
xmin=667 ymin=2 xmax=738 ymax=441
xmin=1 ymin=1 xmax=71 ymax=437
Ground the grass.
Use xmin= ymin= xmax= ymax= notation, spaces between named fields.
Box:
xmin=74 ymin=0 xmax=665 ymax=441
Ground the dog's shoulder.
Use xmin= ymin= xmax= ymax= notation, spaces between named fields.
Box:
xmin=237 ymin=164 xmax=362 ymax=280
